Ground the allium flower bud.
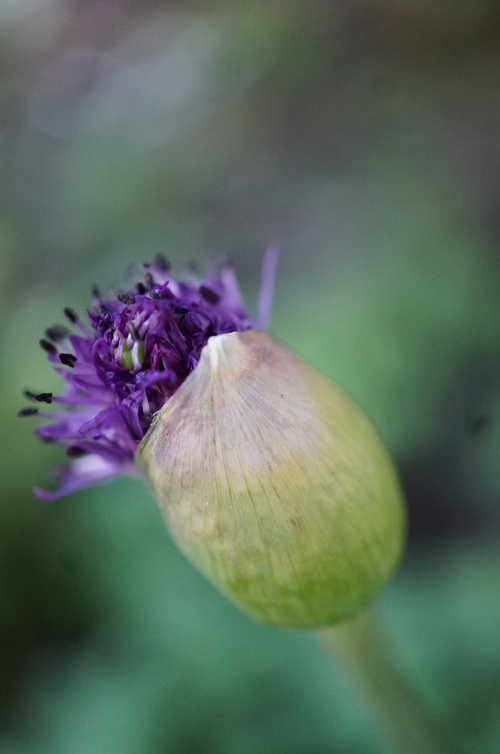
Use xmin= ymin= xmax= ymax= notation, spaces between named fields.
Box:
xmin=138 ymin=330 xmax=405 ymax=628
xmin=22 ymin=248 xmax=404 ymax=628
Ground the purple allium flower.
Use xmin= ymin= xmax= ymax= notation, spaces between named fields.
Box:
xmin=21 ymin=249 xmax=278 ymax=500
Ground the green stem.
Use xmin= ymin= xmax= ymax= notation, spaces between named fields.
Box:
xmin=320 ymin=609 xmax=455 ymax=754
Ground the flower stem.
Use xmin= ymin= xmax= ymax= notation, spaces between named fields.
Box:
xmin=320 ymin=609 xmax=455 ymax=754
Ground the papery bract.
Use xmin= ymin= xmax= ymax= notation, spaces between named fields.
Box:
xmin=138 ymin=330 xmax=405 ymax=628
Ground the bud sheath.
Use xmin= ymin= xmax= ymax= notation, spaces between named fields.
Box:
xmin=138 ymin=330 xmax=405 ymax=628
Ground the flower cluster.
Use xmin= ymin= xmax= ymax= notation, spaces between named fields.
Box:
xmin=19 ymin=246 xmax=406 ymax=630
xmin=20 ymin=251 xmax=277 ymax=500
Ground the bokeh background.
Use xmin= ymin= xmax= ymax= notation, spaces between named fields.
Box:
xmin=2 ymin=1 xmax=500 ymax=752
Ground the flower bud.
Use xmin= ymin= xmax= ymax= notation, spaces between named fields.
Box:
xmin=138 ymin=329 xmax=405 ymax=629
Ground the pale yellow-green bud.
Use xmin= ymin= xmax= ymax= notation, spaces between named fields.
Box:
xmin=137 ymin=330 xmax=405 ymax=629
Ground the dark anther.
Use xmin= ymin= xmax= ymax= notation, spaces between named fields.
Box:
xmin=64 ymin=307 xmax=79 ymax=323
xmin=154 ymin=253 xmax=169 ymax=271
xmin=59 ymin=353 xmax=77 ymax=368
xmin=66 ymin=446 xmax=86 ymax=458
xmin=199 ymin=285 xmax=220 ymax=304
xmin=135 ymin=282 xmax=146 ymax=295
xmin=24 ymin=391 xmax=53 ymax=403
xmin=46 ymin=325 xmax=69 ymax=342
xmin=40 ymin=339 xmax=57 ymax=354
xmin=35 ymin=392 xmax=53 ymax=404
xmin=150 ymin=290 xmax=161 ymax=300
xmin=91 ymin=284 xmax=101 ymax=299
xmin=117 ymin=292 xmax=136 ymax=305
xmin=18 ymin=407 xmax=39 ymax=417
xmin=144 ymin=272 xmax=154 ymax=290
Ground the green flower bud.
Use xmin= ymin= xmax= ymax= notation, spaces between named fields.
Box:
xmin=137 ymin=330 xmax=405 ymax=629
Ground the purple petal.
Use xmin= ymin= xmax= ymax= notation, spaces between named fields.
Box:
xmin=257 ymin=242 xmax=279 ymax=329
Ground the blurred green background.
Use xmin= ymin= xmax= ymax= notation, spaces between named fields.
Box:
xmin=2 ymin=1 xmax=500 ymax=752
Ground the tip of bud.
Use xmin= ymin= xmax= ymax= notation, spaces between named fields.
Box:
xmin=202 ymin=332 xmax=238 ymax=372
xmin=139 ymin=331 xmax=405 ymax=629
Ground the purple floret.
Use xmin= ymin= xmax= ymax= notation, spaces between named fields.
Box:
xmin=22 ymin=249 xmax=278 ymax=500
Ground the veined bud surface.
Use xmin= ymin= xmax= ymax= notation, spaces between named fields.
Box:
xmin=138 ymin=330 xmax=405 ymax=629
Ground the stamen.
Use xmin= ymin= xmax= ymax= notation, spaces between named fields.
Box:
xmin=135 ymin=282 xmax=146 ymax=295
xmin=18 ymin=407 xmax=39 ymax=417
xmin=144 ymin=272 xmax=154 ymax=290
xmin=118 ymin=293 xmax=136 ymax=305
xmin=150 ymin=290 xmax=161 ymax=300
xmin=59 ymin=353 xmax=77 ymax=368
xmin=199 ymin=285 xmax=220 ymax=304
xmin=154 ymin=253 xmax=169 ymax=270
xmin=40 ymin=339 xmax=57 ymax=354
xmin=91 ymin=284 xmax=101 ymax=311
xmin=64 ymin=307 xmax=79 ymax=323
xmin=46 ymin=325 xmax=69 ymax=342
xmin=24 ymin=391 xmax=53 ymax=404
